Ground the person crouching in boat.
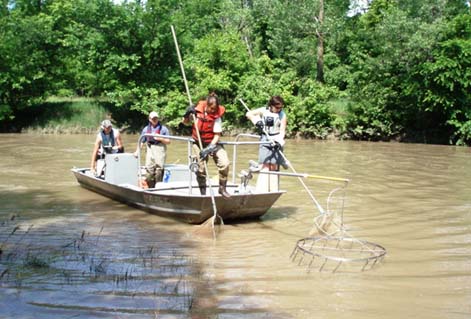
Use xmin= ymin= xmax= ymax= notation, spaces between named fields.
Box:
xmin=182 ymin=92 xmax=231 ymax=199
xmin=90 ymin=119 xmax=124 ymax=176
xmin=134 ymin=111 xmax=170 ymax=188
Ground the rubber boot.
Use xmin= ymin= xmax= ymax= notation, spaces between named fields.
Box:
xmin=197 ymin=176 xmax=206 ymax=195
xmin=155 ymin=169 xmax=163 ymax=183
xmin=218 ymin=179 xmax=231 ymax=199
xmin=146 ymin=178 xmax=156 ymax=188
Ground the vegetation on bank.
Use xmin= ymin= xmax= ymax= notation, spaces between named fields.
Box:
xmin=15 ymin=98 xmax=145 ymax=134
xmin=0 ymin=0 xmax=470 ymax=144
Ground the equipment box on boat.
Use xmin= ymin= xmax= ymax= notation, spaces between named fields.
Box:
xmin=104 ymin=153 xmax=139 ymax=186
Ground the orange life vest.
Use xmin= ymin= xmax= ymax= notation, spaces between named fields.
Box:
xmin=192 ymin=101 xmax=225 ymax=144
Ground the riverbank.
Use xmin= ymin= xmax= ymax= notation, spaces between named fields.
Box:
xmin=6 ymin=97 xmax=261 ymax=137
xmin=3 ymin=97 xmax=145 ymax=134
xmin=2 ymin=97 xmax=462 ymax=146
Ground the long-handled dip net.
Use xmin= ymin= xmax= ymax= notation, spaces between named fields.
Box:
xmin=239 ymin=98 xmax=386 ymax=271
xmin=289 ymin=177 xmax=387 ymax=273
xmin=246 ymin=160 xmax=386 ymax=273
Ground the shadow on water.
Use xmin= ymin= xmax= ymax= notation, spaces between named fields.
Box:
xmin=0 ymin=187 xmax=287 ymax=318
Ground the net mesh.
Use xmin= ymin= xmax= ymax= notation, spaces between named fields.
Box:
xmin=291 ymin=181 xmax=387 ymax=273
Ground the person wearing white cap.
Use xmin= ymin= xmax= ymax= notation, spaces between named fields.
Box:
xmin=90 ymin=119 xmax=124 ymax=176
xmin=134 ymin=111 xmax=170 ymax=187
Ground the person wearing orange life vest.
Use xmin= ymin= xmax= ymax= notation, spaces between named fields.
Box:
xmin=182 ymin=93 xmax=231 ymax=198
xmin=134 ymin=111 xmax=170 ymax=188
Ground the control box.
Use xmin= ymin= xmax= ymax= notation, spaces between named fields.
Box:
xmin=104 ymin=153 xmax=139 ymax=186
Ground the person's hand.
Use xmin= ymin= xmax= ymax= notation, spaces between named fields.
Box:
xmin=272 ymin=141 xmax=282 ymax=151
xmin=133 ymin=151 xmax=139 ymax=158
xmin=272 ymin=134 xmax=285 ymax=147
xmin=183 ymin=104 xmax=196 ymax=118
xmin=199 ymin=144 xmax=217 ymax=160
xmin=255 ymin=120 xmax=264 ymax=134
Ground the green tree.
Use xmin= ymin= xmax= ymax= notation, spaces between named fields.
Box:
xmin=0 ymin=8 xmax=57 ymax=123
xmin=409 ymin=14 xmax=471 ymax=144
xmin=345 ymin=0 xmax=471 ymax=143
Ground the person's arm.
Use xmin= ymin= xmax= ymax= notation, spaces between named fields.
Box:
xmin=115 ymin=131 xmax=124 ymax=151
xmin=153 ymin=127 xmax=170 ymax=145
xmin=279 ymin=114 xmax=287 ymax=140
xmin=198 ymin=119 xmax=221 ymax=159
xmin=210 ymin=133 xmax=220 ymax=145
xmin=182 ymin=104 xmax=196 ymax=125
xmin=246 ymin=108 xmax=265 ymax=134
xmin=90 ymin=136 xmax=101 ymax=173
xmin=182 ymin=116 xmax=190 ymax=125
xmin=134 ymin=142 xmax=143 ymax=157
xmin=209 ymin=118 xmax=222 ymax=145
xmin=154 ymin=135 xmax=170 ymax=145
xmin=272 ymin=113 xmax=287 ymax=146
xmin=134 ymin=129 xmax=145 ymax=157
xmin=199 ymin=133 xmax=220 ymax=160
xmin=182 ymin=115 xmax=192 ymax=125
xmin=245 ymin=108 xmax=262 ymax=124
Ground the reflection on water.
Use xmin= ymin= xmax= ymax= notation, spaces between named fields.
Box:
xmin=1 ymin=134 xmax=470 ymax=318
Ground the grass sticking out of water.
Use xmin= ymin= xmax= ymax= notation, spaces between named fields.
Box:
xmin=0 ymin=217 xmax=201 ymax=314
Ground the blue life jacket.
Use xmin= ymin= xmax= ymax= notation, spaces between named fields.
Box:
xmin=100 ymin=129 xmax=115 ymax=153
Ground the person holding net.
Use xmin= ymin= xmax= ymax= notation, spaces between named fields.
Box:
xmin=182 ymin=92 xmax=231 ymax=199
xmin=246 ymin=96 xmax=288 ymax=169
xmin=245 ymin=96 xmax=288 ymax=191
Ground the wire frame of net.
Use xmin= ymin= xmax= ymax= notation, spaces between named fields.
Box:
xmin=291 ymin=186 xmax=387 ymax=273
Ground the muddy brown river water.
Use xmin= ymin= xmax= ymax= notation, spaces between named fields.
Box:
xmin=0 ymin=133 xmax=470 ymax=318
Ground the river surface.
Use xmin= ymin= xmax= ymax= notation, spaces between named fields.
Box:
xmin=0 ymin=133 xmax=470 ymax=319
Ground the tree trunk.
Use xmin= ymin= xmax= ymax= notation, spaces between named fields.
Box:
xmin=316 ymin=0 xmax=325 ymax=83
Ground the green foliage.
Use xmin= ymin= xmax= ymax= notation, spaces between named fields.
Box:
xmin=289 ymin=79 xmax=339 ymax=138
xmin=412 ymin=14 xmax=471 ymax=144
xmin=185 ymin=31 xmax=251 ymax=96
xmin=0 ymin=9 xmax=56 ymax=121
xmin=361 ymin=0 xmax=397 ymax=28
xmin=344 ymin=1 xmax=471 ymax=143
xmin=1 ymin=0 xmax=470 ymax=145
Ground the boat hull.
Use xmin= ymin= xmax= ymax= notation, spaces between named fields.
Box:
xmin=72 ymin=168 xmax=284 ymax=224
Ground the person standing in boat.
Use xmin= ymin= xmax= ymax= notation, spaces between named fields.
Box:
xmin=182 ymin=92 xmax=231 ymax=198
xmin=246 ymin=96 xmax=288 ymax=191
xmin=134 ymin=111 xmax=170 ymax=188
xmin=90 ymin=119 xmax=124 ymax=176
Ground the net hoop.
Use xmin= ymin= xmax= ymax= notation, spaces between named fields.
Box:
xmin=291 ymin=236 xmax=387 ymax=272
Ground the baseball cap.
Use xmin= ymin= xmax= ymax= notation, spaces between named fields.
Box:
xmin=149 ymin=111 xmax=159 ymax=119
xmin=101 ymin=119 xmax=112 ymax=129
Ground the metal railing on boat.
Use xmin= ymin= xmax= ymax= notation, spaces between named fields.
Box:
xmin=136 ymin=133 xmax=270 ymax=191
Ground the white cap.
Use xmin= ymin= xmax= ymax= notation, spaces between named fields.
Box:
xmin=101 ymin=119 xmax=112 ymax=129
xmin=149 ymin=111 xmax=159 ymax=119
